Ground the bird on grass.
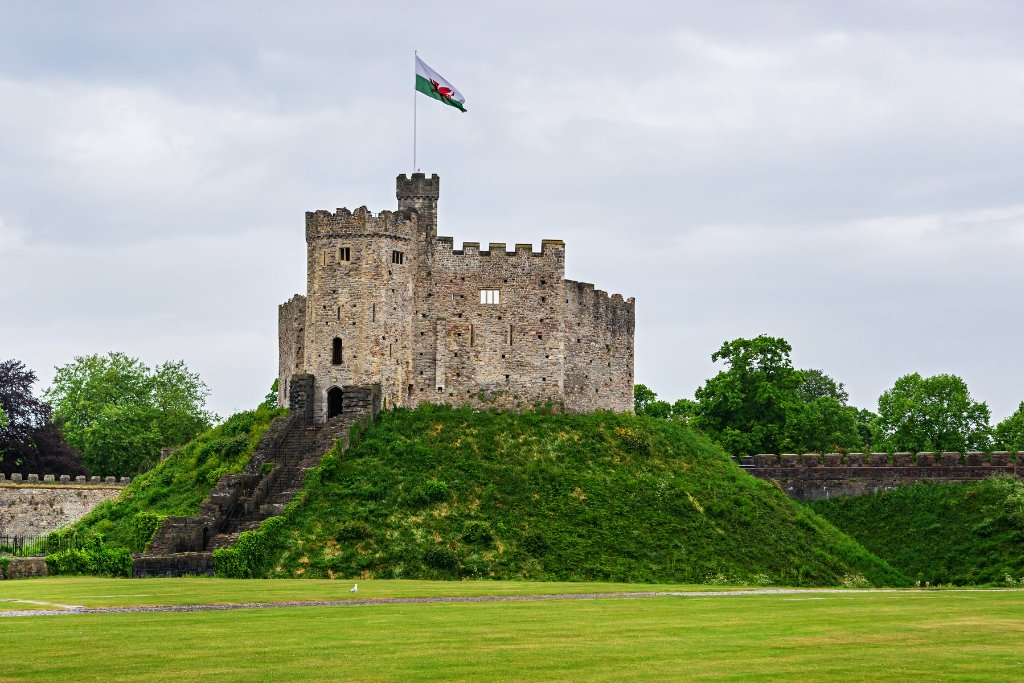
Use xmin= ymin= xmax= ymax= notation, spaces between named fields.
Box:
xmin=350 ymin=583 xmax=358 ymax=593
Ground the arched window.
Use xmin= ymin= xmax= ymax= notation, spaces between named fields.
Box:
xmin=331 ymin=338 xmax=343 ymax=365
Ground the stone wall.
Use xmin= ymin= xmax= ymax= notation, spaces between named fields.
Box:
xmin=280 ymin=172 xmax=635 ymax=418
xmin=0 ymin=477 xmax=128 ymax=536
xmin=740 ymin=451 xmax=1024 ymax=501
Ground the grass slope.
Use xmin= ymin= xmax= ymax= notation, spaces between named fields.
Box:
xmin=810 ymin=477 xmax=1024 ymax=585
xmin=64 ymin=405 xmax=285 ymax=552
xmin=221 ymin=405 xmax=905 ymax=586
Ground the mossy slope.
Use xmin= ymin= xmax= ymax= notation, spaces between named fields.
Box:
xmin=810 ymin=477 xmax=1024 ymax=585
xmin=224 ymin=405 xmax=904 ymax=586
xmin=64 ymin=405 xmax=285 ymax=551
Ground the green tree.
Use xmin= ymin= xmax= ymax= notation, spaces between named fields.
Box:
xmin=692 ymin=335 xmax=806 ymax=456
xmin=260 ymin=379 xmax=280 ymax=410
xmin=993 ymin=402 xmax=1024 ymax=451
xmin=785 ymin=396 xmax=861 ymax=454
xmin=798 ymin=368 xmax=849 ymax=404
xmin=876 ymin=373 xmax=991 ymax=452
xmin=632 ymin=384 xmax=672 ymax=418
xmin=45 ymin=352 xmax=216 ymax=476
xmin=0 ymin=406 xmax=7 ymax=429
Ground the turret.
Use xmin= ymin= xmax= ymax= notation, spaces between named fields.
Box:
xmin=396 ymin=173 xmax=439 ymax=238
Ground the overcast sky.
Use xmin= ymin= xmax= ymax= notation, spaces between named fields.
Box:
xmin=2 ymin=1 xmax=1022 ymax=421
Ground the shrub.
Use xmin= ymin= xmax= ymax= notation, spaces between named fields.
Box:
xmin=337 ymin=520 xmax=374 ymax=542
xmin=461 ymin=520 xmax=494 ymax=545
xmin=44 ymin=536 xmax=132 ymax=577
xmin=132 ymin=512 xmax=164 ymax=553
xmin=406 ymin=478 xmax=449 ymax=507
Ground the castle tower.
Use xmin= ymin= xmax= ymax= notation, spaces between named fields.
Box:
xmin=396 ymin=173 xmax=439 ymax=239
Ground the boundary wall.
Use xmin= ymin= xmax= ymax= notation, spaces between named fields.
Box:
xmin=0 ymin=476 xmax=127 ymax=537
xmin=740 ymin=451 xmax=1024 ymax=501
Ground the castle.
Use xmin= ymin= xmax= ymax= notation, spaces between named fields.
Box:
xmin=278 ymin=173 xmax=635 ymax=420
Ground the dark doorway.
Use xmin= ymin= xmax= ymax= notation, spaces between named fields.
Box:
xmin=327 ymin=387 xmax=343 ymax=418
xmin=202 ymin=527 xmax=209 ymax=551
xmin=331 ymin=338 xmax=343 ymax=364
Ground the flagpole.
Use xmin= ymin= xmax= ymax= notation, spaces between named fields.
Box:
xmin=413 ymin=50 xmax=418 ymax=172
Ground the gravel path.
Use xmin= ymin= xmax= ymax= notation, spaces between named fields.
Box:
xmin=0 ymin=588 xmax=916 ymax=618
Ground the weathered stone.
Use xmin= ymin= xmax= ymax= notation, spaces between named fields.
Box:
xmin=279 ymin=173 xmax=635 ymax=420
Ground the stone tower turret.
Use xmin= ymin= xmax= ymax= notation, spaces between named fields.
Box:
xmin=396 ymin=173 xmax=439 ymax=238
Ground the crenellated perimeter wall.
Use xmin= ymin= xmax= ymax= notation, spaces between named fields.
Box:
xmin=740 ymin=452 xmax=1024 ymax=501
xmin=0 ymin=475 xmax=129 ymax=537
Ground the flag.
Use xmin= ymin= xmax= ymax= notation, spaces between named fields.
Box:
xmin=415 ymin=56 xmax=467 ymax=112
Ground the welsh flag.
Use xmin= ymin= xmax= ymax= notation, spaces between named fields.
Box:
xmin=415 ymin=56 xmax=466 ymax=112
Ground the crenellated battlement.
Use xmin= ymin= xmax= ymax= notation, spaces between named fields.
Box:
xmin=0 ymin=473 xmax=129 ymax=486
xmin=432 ymin=236 xmax=565 ymax=257
xmin=396 ymin=172 xmax=440 ymax=199
xmin=566 ymin=279 xmax=636 ymax=324
xmin=740 ymin=451 xmax=1024 ymax=500
xmin=305 ymin=206 xmax=420 ymax=240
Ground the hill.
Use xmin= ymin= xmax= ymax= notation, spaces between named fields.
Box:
xmin=809 ymin=477 xmax=1024 ymax=586
xmin=62 ymin=404 xmax=285 ymax=552
xmin=214 ymin=405 xmax=905 ymax=586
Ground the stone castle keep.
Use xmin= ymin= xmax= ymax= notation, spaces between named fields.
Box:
xmin=278 ymin=173 xmax=635 ymax=420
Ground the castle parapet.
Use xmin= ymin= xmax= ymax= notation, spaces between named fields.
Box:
xmin=396 ymin=172 xmax=440 ymax=199
xmin=0 ymin=473 xmax=129 ymax=487
xmin=433 ymin=237 xmax=567 ymax=258
xmin=305 ymin=206 xmax=419 ymax=240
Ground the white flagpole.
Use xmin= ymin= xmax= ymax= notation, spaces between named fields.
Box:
xmin=413 ymin=50 xmax=418 ymax=172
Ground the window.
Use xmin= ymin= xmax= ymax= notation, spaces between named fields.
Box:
xmin=339 ymin=247 xmax=351 ymax=262
xmin=480 ymin=289 xmax=500 ymax=305
xmin=331 ymin=338 xmax=343 ymax=365
xmin=391 ymin=250 xmax=404 ymax=264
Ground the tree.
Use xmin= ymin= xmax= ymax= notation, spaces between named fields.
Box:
xmin=876 ymin=373 xmax=991 ymax=452
xmin=994 ymin=402 xmax=1024 ymax=451
xmin=45 ymin=352 xmax=216 ymax=476
xmin=798 ymin=369 xmax=849 ymax=404
xmin=260 ymin=379 xmax=280 ymax=410
xmin=692 ymin=335 xmax=806 ymax=456
xmin=633 ymin=384 xmax=695 ymax=421
xmin=0 ymin=359 xmax=87 ymax=476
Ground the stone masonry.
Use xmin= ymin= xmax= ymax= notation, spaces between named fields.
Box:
xmin=0 ymin=477 xmax=127 ymax=537
xmin=278 ymin=173 xmax=635 ymax=421
xmin=740 ymin=451 xmax=1024 ymax=501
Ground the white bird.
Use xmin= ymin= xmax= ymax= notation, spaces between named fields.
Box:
xmin=350 ymin=583 xmax=358 ymax=593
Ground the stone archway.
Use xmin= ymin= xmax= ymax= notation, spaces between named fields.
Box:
xmin=327 ymin=386 xmax=344 ymax=419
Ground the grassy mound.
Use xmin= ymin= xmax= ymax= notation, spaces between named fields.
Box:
xmin=217 ymin=405 xmax=905 ymax=586
xmin=810 ymin=477 xmax=1024 ymax=586
xmin=63 ymin=404 xmax=285 ymax=552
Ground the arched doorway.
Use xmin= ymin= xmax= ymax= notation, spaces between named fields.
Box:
xmin=327 ymin=387 xmax=343 ymax=419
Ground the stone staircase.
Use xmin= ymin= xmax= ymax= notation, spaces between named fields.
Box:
xmin=132 ymin=385 xmax=380 ymax=577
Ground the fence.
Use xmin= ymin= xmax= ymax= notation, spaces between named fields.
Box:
xmin=0 ymin=532 xmax=86 ymax=557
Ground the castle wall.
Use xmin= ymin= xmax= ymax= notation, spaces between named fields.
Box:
xmin=563 ymin=281 xmax=635 ymax=412
xmin=0 ymin=477 xmax=127 ymax=537
xmin=741 ymin=451 xmax=1024 ymax=501
xmin=277 ymin=294 xmax=306 ymax=406
xmin=410 ymin=239 xmax=569 ymax=410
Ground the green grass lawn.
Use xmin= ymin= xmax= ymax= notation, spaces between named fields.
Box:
xmin=2 ymin=579 xmax=1023 ymax=681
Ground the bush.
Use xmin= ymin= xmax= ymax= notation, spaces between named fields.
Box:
xmin=406 ymin=478 xmax=449 ymax=507
xmin=461 ymin=520 xmax=494 ymax=545
xmin=132 ymin=512 xmax=164 ymax=553
xmin=337 ymin=520 xmax=374 ymax=542
xmin=45 ymin=536 xmax=132 ymax=577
